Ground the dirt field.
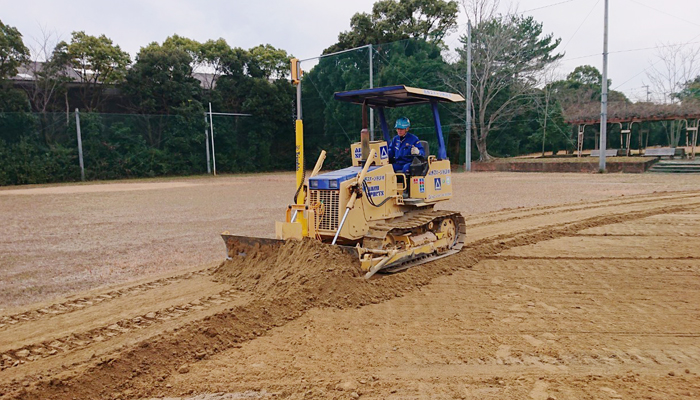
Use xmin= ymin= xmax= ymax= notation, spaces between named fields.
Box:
xmin=1 ymin=171 xmax=700 ymax=399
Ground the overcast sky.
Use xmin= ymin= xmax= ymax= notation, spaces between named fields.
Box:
xmin=3 ymin=0 xmax=700 ymax=102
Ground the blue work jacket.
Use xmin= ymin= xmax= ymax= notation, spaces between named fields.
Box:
xmin=388 ymin=132 xmax=425 ymax=173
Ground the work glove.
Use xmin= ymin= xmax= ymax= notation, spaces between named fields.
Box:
xmin=411 ymin=146 xmax=420 ymax=155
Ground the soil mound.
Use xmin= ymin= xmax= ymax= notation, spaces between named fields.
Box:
xmin=213 ymin=237 xmax=479 ymax=311
xmin=213 ymin=238 xmax=376 ymax=305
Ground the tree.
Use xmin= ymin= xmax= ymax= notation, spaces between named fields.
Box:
xmin=645 ymin=43 xmax=700 ymax=146
xmin=567 ymin=65 xmax=602 ymax=86
xmin=248 ymin=44 xmax=291 ymax=80
xmin=548 ymin=65 xmax=628 ymax=111
xmin=54 ymin=31 xmax=130 ymax=111
xmin=121 ymin=42 xmax=203 ymax=148
xmin=123 ymin=43 xmax=201 ymax=114
xmin=528 ymin=92 xmax=572 ymax=156
xmin=675 ymin=75 xmax=700 ymax=102
xmin=0 ymin=20 xmax=33 ymax=147
xmin=324 ymin=0 xmax=459 ymax=54
xmin=305 ymin=0 xmax=458 ymax=160
xmin=451 ymin=1 xmax=563 ymax=160
xmin=0 ymin=20 xmax=30 ymax=80
xmin=163 ymin=35 xmax=236 ymax=91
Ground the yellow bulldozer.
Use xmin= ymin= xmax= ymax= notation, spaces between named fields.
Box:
xmin=223 ymin=81 xmax=466 ymax=279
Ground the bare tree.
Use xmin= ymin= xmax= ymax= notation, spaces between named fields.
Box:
xmin=445 ymin=0 xmax=562 ymax=161
xmin=23 ymin=26 xmax=66 ymax=113
xmin=21 ymin=26 xmax=73 ymax=144
xmin=646 ymin=43 xmax=700 ymax=104
xmin=645 ymin=43 xmax=700 ymax=146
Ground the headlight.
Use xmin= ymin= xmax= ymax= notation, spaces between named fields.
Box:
xmin=329 ymin=180 xmax=339 ymax=189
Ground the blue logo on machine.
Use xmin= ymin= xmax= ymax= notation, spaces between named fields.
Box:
xmin=434 ymin=178 xmax=442 ymax=191
xmin=379 ymin=145 xmax=388 ymax=159
xmin=366 ymin=185 xmax=384 ymax=198
xmin=354 ymin=147 xmax=362 ymax=159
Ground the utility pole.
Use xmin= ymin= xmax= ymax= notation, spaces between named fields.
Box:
xmin=643 ymin=85 xmax=650 ymax=102
xmin=599 ymin=0 xmax=609 ymax=172
xmin=465 ymin=21 xmax=472 ymax=172
xmin=541 ymin=90 xmax=549 ymax=157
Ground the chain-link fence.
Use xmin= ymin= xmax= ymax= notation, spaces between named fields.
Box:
xmin=0 ymin=110 xmax=296 ymax=185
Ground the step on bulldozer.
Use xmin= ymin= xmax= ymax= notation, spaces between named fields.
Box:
xmin=222 ymin=64 xmax=466 ymax=279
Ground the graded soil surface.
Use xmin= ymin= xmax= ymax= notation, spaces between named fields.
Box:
xmin=0 ymin=172 xmax=699 ymax=399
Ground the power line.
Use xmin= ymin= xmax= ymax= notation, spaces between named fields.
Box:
xmin=561 ymin=0 xmax=600 ymax=52
xmin=520 ymin=0 xmax=578 ymax=14
xmin=627 ymin=0 xmax=700 ymax=29
xmin=612 ymin=31 xmax=700 ymax=91
xmin=562 ymin=40 xmax=700 ymax=62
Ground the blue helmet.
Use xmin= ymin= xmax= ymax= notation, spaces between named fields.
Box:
xmin=394 ymin=117 xmax=410 ymax=129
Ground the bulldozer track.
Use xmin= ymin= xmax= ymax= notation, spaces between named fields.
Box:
xmin=363 ymin=210 xmax=467 ymax=273
xmin=2 ymin=190 xmax=700 ymax=399
xmin=0 ymin=268 xmax=215 ymax=332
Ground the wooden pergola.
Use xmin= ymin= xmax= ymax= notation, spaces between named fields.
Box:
xmin=564 ymin=102 xmax=700 ymax=159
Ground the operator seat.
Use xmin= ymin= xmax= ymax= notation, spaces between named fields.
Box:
xmin=408 ymin=140 xmax=430 ymax=177
xmin=419 ymin=140 xmax=429 ymax=157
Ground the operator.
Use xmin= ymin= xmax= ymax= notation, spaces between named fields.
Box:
xmin=388 ymin=117 xmax=425 ymax=173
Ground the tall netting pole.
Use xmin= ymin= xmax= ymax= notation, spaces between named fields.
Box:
xmin=599 ymin=0 xmax=609 ymax=172
xmin=204 ymin=114 xmax=211 ymax=174
xmin=369 ymin=44 xmax=374 ymax=141
xmin=75 ymin=108 xmax=85 ymax=181
xmin=465 ymin=21 xmax=472 ymax=171
xmin=209 ymin=102 xmax=217 ymax=176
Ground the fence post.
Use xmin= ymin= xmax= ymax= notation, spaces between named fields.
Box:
xmin=75 ymin=108 xmax=85 ymax=181
xmin=204 ymin=114 xmax=211 ymax=174
xmin=209 ymin=102 xmax=217 ymax=176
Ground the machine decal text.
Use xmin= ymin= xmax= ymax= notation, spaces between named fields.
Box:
xmin=367 ymin=185 xmax=384 ymax=197
xmin=428 ymin=169 xmax=451 ymax=176
xmin=427 ymin=192 xmax=451 ymax=200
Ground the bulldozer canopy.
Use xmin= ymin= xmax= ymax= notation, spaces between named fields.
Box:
xmin=333 ymin=85 xmax=464 ymax=108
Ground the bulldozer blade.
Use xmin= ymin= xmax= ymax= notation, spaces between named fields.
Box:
xmin=221 ymin=233 xmax=358 ymax=261
xmin=221 ymin=232 xmax=358 ymax=260
xmin=221 ymin=233 xmax=282 ymax=260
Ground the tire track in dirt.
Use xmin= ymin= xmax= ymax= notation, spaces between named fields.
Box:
xmin=4 ymin=193 xmax=699 ymax=400
xmin=463 ymin=191 xmax=700 ymax=228
xmin=0 ymin=286 xmax=245 ymax=372
xmin=471 ymin=340 xmax=700 ymax=369
xmin=0 ymin=269 xmax=214 ymax=332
